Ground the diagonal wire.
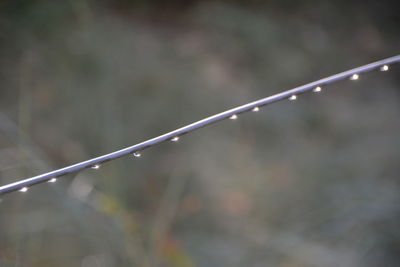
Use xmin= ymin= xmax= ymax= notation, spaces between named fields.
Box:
xmin=1 ymin=55 xmax=399 ymax=195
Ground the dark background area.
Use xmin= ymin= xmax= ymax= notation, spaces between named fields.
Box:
xmin=0 ymin=1 xmax=399 ymax=266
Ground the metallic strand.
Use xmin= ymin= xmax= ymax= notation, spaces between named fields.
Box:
xmin=1 ymin=55 xmax=399 ymax=195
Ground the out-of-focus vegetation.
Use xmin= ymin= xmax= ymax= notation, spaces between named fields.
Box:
xmin=0 ymin=1 xmax=399 ymax=266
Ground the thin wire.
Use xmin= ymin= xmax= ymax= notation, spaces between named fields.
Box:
xmin=1 ymin=55 xmax=399 ymax=195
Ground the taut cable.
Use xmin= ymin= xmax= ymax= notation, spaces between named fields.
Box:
xmin=1 ymin=55 xmax=399 ymax=195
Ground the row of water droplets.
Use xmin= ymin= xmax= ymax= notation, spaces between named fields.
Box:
xmin=17 ymin=64 xmax=391 ymax=193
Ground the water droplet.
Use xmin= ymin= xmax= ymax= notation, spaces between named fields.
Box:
xmin=48 ymin=178 xmax=57 ymax=183
xmin=19 ymin=187 xmax=28 ymax=192
xmin=91 ymin=164 xmax=101 ymax=170
xmin=171 ymin=136 xmax=180 ymax=142
xmin=313 ymin=86 xmax=322 ymax=93
xmin=229 ymin=114 xmax=238 ymax=120
xmin=133 ymin=152 xmax=141 ymax=158
xmin=380 ymin=65 xmax=389 ymax=71
xmin=350 ymin=74 xmax=359 ymax=80
xmin=252 ymin=107 xmax=260 ymax=112
xmin=289 ymin=95 xmax=297 ymax=101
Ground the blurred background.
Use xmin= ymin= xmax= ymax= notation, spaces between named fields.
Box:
xmin=0 ymin=1 xmax=399 ymax=266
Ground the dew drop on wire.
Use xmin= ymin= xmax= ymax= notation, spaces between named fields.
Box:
xmin=19 ymin=187 xmax=28 ymax=192
xmin=313 ymin=86 xmax=322 ymax=93
xmin=91 ymin=164 xmax=101 ymax=170
xmin=350 ymin=74 xmax=359 ymax=80
xmin=380 ymin=65 xmax=389 ymax=71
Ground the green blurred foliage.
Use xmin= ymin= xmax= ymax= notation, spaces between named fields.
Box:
xmin=0 ymin=0 xmax=399 ymax=266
